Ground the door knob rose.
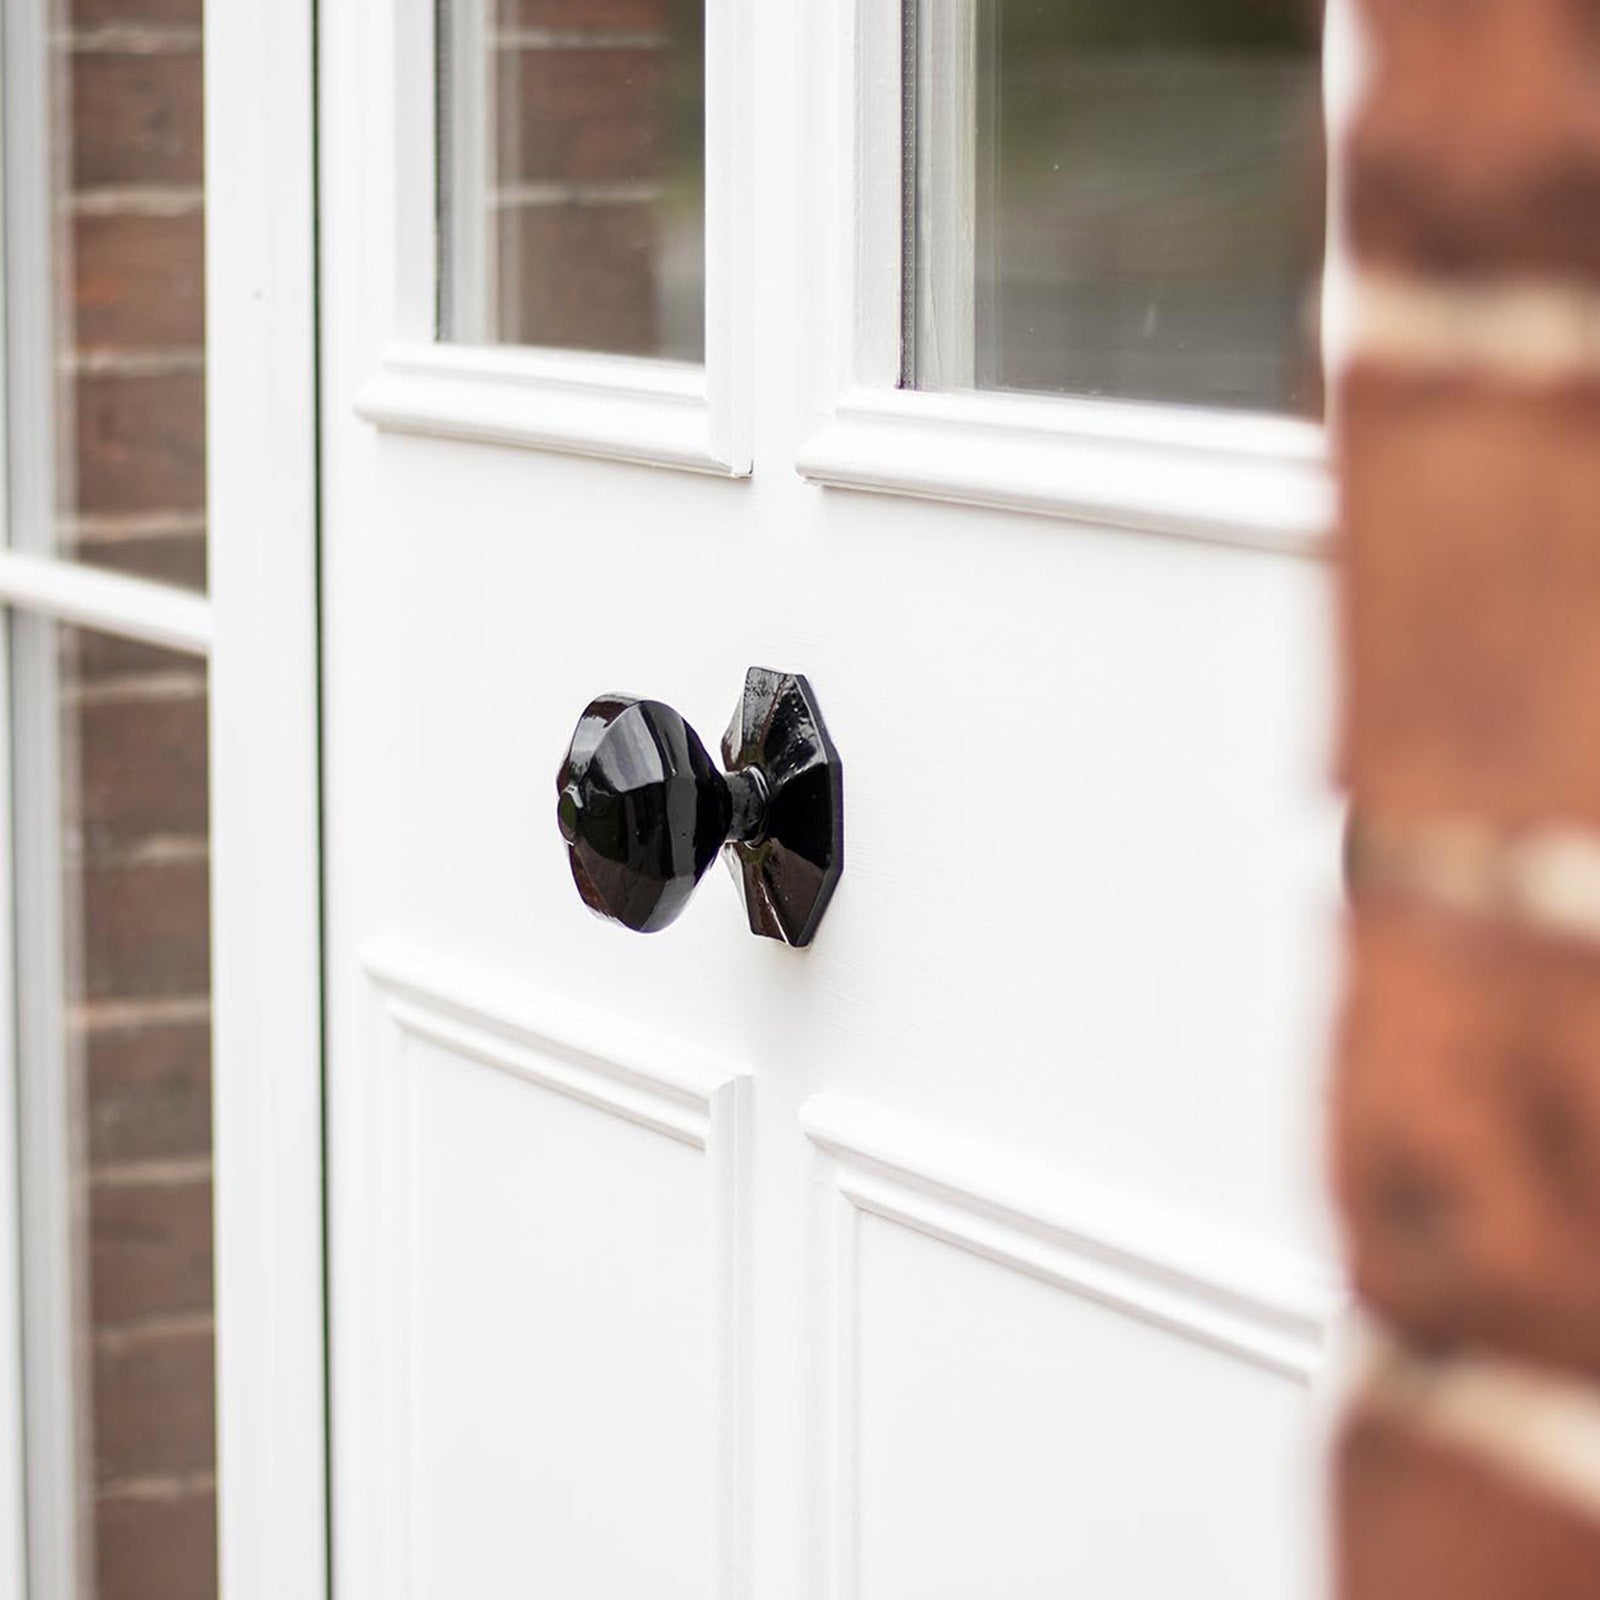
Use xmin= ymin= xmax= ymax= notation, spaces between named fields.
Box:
xmin=555 ymin=667 xmax=843 ymax=947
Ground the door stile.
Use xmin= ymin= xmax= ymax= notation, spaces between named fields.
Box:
xmin=204 ymin=1 xmax=327 ymax=1598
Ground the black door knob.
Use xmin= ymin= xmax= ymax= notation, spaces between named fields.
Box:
xmin=556 ymin=667 xmax=843 ymax=946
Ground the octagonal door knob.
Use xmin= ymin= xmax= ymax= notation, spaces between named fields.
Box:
xmin=555 ymin=667 xmax=843 ymax=947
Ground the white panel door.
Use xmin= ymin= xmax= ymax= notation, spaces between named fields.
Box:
xmin=319 ymin=0 xmax=1347 ymax=1596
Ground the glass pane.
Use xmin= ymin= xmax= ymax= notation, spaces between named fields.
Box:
xmin=13 ymin=619 xmax=217 ymax=1600
xmin=7 ymin=0 xmax=209 ymax=588
xmin=909 ymin=0 xmax=1324 ymax=412
xmin=437 ymin=0 xmax=706 ymax=360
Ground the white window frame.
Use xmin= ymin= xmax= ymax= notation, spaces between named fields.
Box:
xmin=0 ymin=0 xmax=327 ymax=1596
xmin=205 ymin=3 xmax=326 ymax=1596
xmin=907 ymin=0 xmax=986 ymax=393
xmin=797 ymin=0 xmax=1335 ymax=553
xmin=354 ymin=0 xmax=753 ymax=476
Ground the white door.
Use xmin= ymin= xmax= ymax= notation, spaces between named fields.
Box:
xmin=320 ymin=1 xmax=1347 ymax=1596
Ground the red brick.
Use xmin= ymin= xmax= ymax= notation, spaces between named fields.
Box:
xmin=497 ymin=0 xmax=669 ymax=29
xmin=1349 ymin=0 xmax=1600 ymax=277
xmin=73 ymin=371 xmax=206 ymax=514
xmin=93 ymin=1324 xmax=213 ymax=1480
xmin=72 ymin=683 xmax=208 ymax=839
xmin=96 ymin=1487 xmax=216 ymax=1600
xmin=1335 ymin=902 xmax=1600 ymax=1375
xmin=1340 ymin=366 xmax=1600 ymax=832
xmin=73 ymin=52 xmax=204 ymax=190
xmin=497 ymin=48 xmax=668 ymax=183
xmin=71 ymin=690 xmax=209 ymax=857
xmin=86 ymin=1018 xmax=211 ymax=1166
xmin=71 ymin=621 xmax=207 ymax=681
xmin=81 ymin=856 xmax=210 ymax=1002
xmin=72 ymin=0 xmax=201 ymax=25
xmin=91 ymin=1175 xmax=213 ymax=1324
xmin=73 ymin=529 xmax=207 ymax=594
xmin=1339 ymin=1396 xmax=1600 ymax=1598
xmin=74 ymin=211 xmax=205 ymax=349
xmin=496 ymin=202 xmax=658 ymax=352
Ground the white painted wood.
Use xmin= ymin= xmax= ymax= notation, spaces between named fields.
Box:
xmin=1 ymin=0 xmax=62 ymax=568
xmin=9 ymin=610 xmax=90 ymax=1600
xmin=908 ymin=0 xmax=980 ymax=391
xmin=357 ymin=343 xmax=739 ymax=474
xmin=352 ymin=944 xmax=749 ymax=1600
xmin=804 ymin=1098 xmax=1344 ymax=1598
xmin=803 ymin=1096 xmax=1341 ymax=1385
xmin=437 ymin=0 xmax=493 ymax=344
xmin=797 ymin=385 xmax=1332 ymax=551
xmin=804 ymin=1098 xmax=1347 ymax=1600
xmin=204 ymin=1 xmax=327 ymax=1598
xmin=362 ymin=939 xmax=751 ymax=1144
xmin=841 ymin=1214 xmax=1319 ymax=1600
xmin=358 ymin=0 xmax=752 ymax=473
xmin=0 ymin=551 xmax=212 ymax=655
xmin=1 ymin=2 xmax=95 ymax=1590
xmin=321 ymin=3 xmax=1344 ymax=1599
xmin=0 ymin=613 xmax=28 ymax=1600
xmin=0 ymin=14 xmax=30 ymax=1587
xmin=702 ymin=0 xmax=752 ymax=473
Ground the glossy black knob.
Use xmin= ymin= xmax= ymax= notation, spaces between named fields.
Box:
xmin=556 ymin=668 xmax=843 ymax=946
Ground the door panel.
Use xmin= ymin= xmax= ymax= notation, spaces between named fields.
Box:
xmin=808 ymin=1093 xmax=1336 ymax=1597
xmin=407 ymin=1034 xmax=715 ymax=1596
xmin=320 ymin=0 xmax=1343 ymax=1595
xmin=350 ymin=949 xmax=749 ymax=1600
xmin=851 ymin=1218 xmax=1309 ymax=1599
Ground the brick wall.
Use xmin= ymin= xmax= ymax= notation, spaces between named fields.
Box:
xmin=470 ymin=0 xmax=702 ymax=358
xmin=56 ymin=1 xmax=217 ymax=1597
xmin=1334 ymin=0 xmax=1600 ymax=1592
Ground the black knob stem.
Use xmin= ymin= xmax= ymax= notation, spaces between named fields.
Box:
xmin=724 ymin=766 xmax=768 ymax=845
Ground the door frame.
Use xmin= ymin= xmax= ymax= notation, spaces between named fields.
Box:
xmin=205 ymin=3 xmax=325 ymax=1597
xmin=0 ymin=0 xmax=327 ymax=1594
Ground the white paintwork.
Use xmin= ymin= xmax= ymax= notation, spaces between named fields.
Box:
xmin=0 ymin=551 xmax=212 ymax=654
xmin=358 ymin=943 xmax=749 ymax=1600
xmin=797 ymin=385 xmax=1332 ymax=551
xmin=909 ymin=0 xmax=980 ymax=391
xmin=0 ymin=23 xmax=30 ymax=1588
xmin=1 ymin=0 xmax=60 ymax=571
xmin=357 ymin=344 xmax=736 ymax=474
xmin=9 ymin=611 xmax=85 ymax=1600
xmin=803 ymin=1099 xmax=1343 ymax=1597
xmin=322 ymin=5 xmax=1346 ymax=1600
xmin=3 ymin=0 xmax=102 ymax=1589
xmin=0 ymin=615 xmax=27 ymax=1600
xmin=204 ymin=0 xmax=327 ymax=1596
xmin=803 ymin=1096 xmax=1342 ymax=1384
xmin=848 ymin=1219 xmax=1314 ymax=1600
xmin=437 ymin=0 xmax=493 ymax=345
